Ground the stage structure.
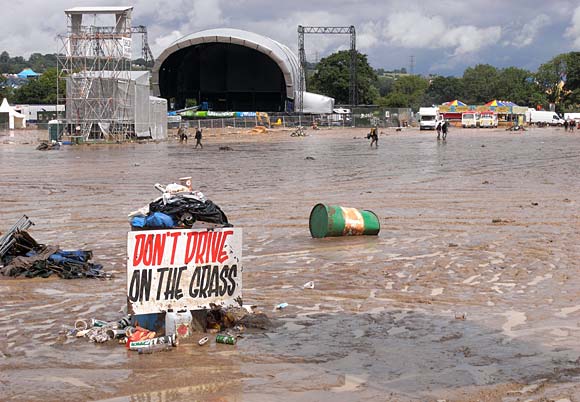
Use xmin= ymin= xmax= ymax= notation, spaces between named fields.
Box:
xmin=297 ymin=26 xmax=357 ymax=113
xmin=57 ymin=6 xmax=156 ymax=141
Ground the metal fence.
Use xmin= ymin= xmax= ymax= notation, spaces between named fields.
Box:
xmin=178 ymin=108 xmax=415 ymax=131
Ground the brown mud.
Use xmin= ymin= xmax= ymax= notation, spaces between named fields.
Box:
xmin=0 ymin=126 xmax=579 ymax=401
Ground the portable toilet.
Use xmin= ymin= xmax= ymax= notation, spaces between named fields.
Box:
xmin=48 ymin=120 xmax=63 ymax=142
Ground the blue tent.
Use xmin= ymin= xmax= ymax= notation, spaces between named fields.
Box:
xmin=17 ymin=68 xmax=40 ymax=79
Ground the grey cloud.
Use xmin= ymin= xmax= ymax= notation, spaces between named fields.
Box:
xmin=0 ymin=0 xmax=577 ymax=76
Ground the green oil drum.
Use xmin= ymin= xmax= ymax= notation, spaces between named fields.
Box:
xmin=309 ymin=203 xmax=380 ymax=238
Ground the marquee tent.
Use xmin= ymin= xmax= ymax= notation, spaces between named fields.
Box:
xmin=0 ymin=98 xmax=26 ymax=129
xmin=485 ymin=100 xmax=518 ymax=107
xmin=17 ymin=68 xmax=40 ymax=79
xmin=442 ymin=100 xmax=467 ymax=106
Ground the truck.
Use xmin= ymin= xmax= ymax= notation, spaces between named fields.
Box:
xmin=564 ymin=112 xmax=580 ymax=123
xmin=461 ymin=112 xmax=479 ymax=128
xmin=418 ymin=107 xmax=439 ymax=130
xmin=526 ymin=109 xmax=564 ymax=126
xmin=479 ymin=111 xmax=498 ymax=128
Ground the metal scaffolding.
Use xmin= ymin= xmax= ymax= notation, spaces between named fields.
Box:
xmin=297 ymin=25 xmax=357 ymax=113
xmin=57 ymin=7 xmax=136 ymax=141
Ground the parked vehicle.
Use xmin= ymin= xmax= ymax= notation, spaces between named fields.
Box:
xmin=526 ymin=109 xmax=564 ymax=126
xmin=564 ymin=112 xmax=580 ymax=123
xmin=461 ymin=112 xmax=479 ymax=128
xmin=418 ymin=107 xmax=439 ymax=130
xmin=328 ymin=108 xmax=351 ymax=126
xmin=479 ymin=112 xmax=498 ymax=128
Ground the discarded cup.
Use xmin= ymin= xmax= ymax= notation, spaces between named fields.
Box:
xmin=74 ymin=319 xmax=88 ymax=331
xmin=303 ymin=281 xmax=315 ymax=289
xmin=275 ymin=302 xmax=289 ymax=310
xmin=242 ymin=304 xmax=257 ymax=314
xmin=454 ymin=312 xmax=467 ymax=320
xmin=198 ymin=336 xmax=209 ymax=346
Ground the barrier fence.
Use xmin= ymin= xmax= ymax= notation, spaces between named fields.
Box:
xmin=176 ymin=108 xmax=415 ymax=131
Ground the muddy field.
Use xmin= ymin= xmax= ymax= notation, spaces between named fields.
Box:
xmin=0 ymin=126 xmax=579 ymax=401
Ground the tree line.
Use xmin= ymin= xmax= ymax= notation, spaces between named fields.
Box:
xmin=0 ymin=51 xmax=147 ymax=104
xmin=308 ymin=50 xmax=580 ymax=113
xmin=2 ymin=49 xmax=580 ymax=113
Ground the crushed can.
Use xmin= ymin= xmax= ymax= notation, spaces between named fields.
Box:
xmin=129 ymin=334 xmax=178 ymax=351
xmin=138 ymin=343 xmax=172 ymax=354
xmin=91 ymin=319 xmax=108 ymax=328
xmin=215 ymin=334 xmax=236 ymax=345
xmin=106 ymin=329 xmax=126 ymax=340
xmin=117 ymin=316 xmax=131 ymax=329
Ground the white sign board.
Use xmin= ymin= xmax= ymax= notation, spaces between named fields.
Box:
xmin=127 ymin=228 xmax=242 ymax=315
xmin=121 ymin=37 xmax=132 ymax=59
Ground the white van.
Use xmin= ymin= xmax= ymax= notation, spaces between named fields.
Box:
xmin=461 ymin=112 xmax=479 ymax=128
xmin=418 ymin=107 xmax=439 ymax=130
xmin=564 ymin=112 xmax=580 ymax=123
xmin=526 ymin=110 xmax=564 ymax=126
xmin=479 ymin=112 xmax=498 ymax=128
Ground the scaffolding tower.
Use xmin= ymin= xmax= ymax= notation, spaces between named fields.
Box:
xmin=57 ymin=6 xmax=136 ymax=141
xmin=297 ymin=25 xmax=357 ymax=113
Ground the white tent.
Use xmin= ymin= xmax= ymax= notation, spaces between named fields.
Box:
xmin=0 ymin=98 xmax=26 ymax=129
xmin=302 ymin=92 xmax=335 ymax=114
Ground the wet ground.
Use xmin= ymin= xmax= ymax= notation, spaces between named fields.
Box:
xmin=0 ymin=126 xmax=579 ymax=401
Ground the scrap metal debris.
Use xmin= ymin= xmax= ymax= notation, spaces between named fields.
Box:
xmin=0 ymin=216 xmax=107 ymax=279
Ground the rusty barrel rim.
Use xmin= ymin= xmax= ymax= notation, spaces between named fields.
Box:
xmin=309 ymin=203 xmax=331 ymax=238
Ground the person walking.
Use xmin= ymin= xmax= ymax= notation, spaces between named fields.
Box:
xmin=436 ymin=120 xmax=442 ymax=140
xmin=564 ymin=119 xmax=569 ymax=132
xmin=195 ymin=128 xmax=203 ymax=149
xmin=442 ymin=120 xmax=449 ymax=140
xmin=368 ymin=126 xmax=379 ymax=147
xmin=178 ymin=126 xmax=188 ymax=143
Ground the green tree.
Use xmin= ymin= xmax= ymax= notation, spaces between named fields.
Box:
xmin=375 ymin=75 xmax=394 ymax=97
xmin=0 ymin=74 xmax=12 ymax=100
xmin=462 ymin=64 xmax=499 ymax=104
xmin=495 ymin=67 xmax=546 ymax=107
xmin=13 ymin=68 xmax=64 ymax=104
xmin=536 ymin=54 xmax=568 ymax=107
xmin=376 ymin=92 xmax=409 ymax=108
xmin=423 ymin=76 xmax=464 ymax=106
xmin=375 ymin=75 xmax=428 ymax=109
xmin=391 ymin=75 xmax=429 ymax=110
xmin=309 ymin=50 xmax=379 ymax=104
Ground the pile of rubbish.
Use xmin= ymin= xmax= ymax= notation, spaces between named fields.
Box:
xmin=0 ymin=216 xmax=106 ymax=279
xmin=62 ymin=304 xmax=272 ymax=354
xmin=129 ymin=178 xmax=230 ymax=229
xmin=36 ymin=142 xmax=61 ymax=151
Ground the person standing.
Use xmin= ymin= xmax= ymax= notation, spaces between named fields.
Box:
xmin=564 ymin=119 xmax=569 ymax=132
xmin=195 ymin=128 xmax=203 ymax=149
xmin=436 ymin=120 xmax=442 ymax=140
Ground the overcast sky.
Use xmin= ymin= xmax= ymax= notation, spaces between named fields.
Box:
xmin=2 ymin=0 xmax=580 ymax=75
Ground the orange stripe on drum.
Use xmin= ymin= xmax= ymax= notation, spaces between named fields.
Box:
xmin=341 ymin=207 xmax=365 ymax=235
